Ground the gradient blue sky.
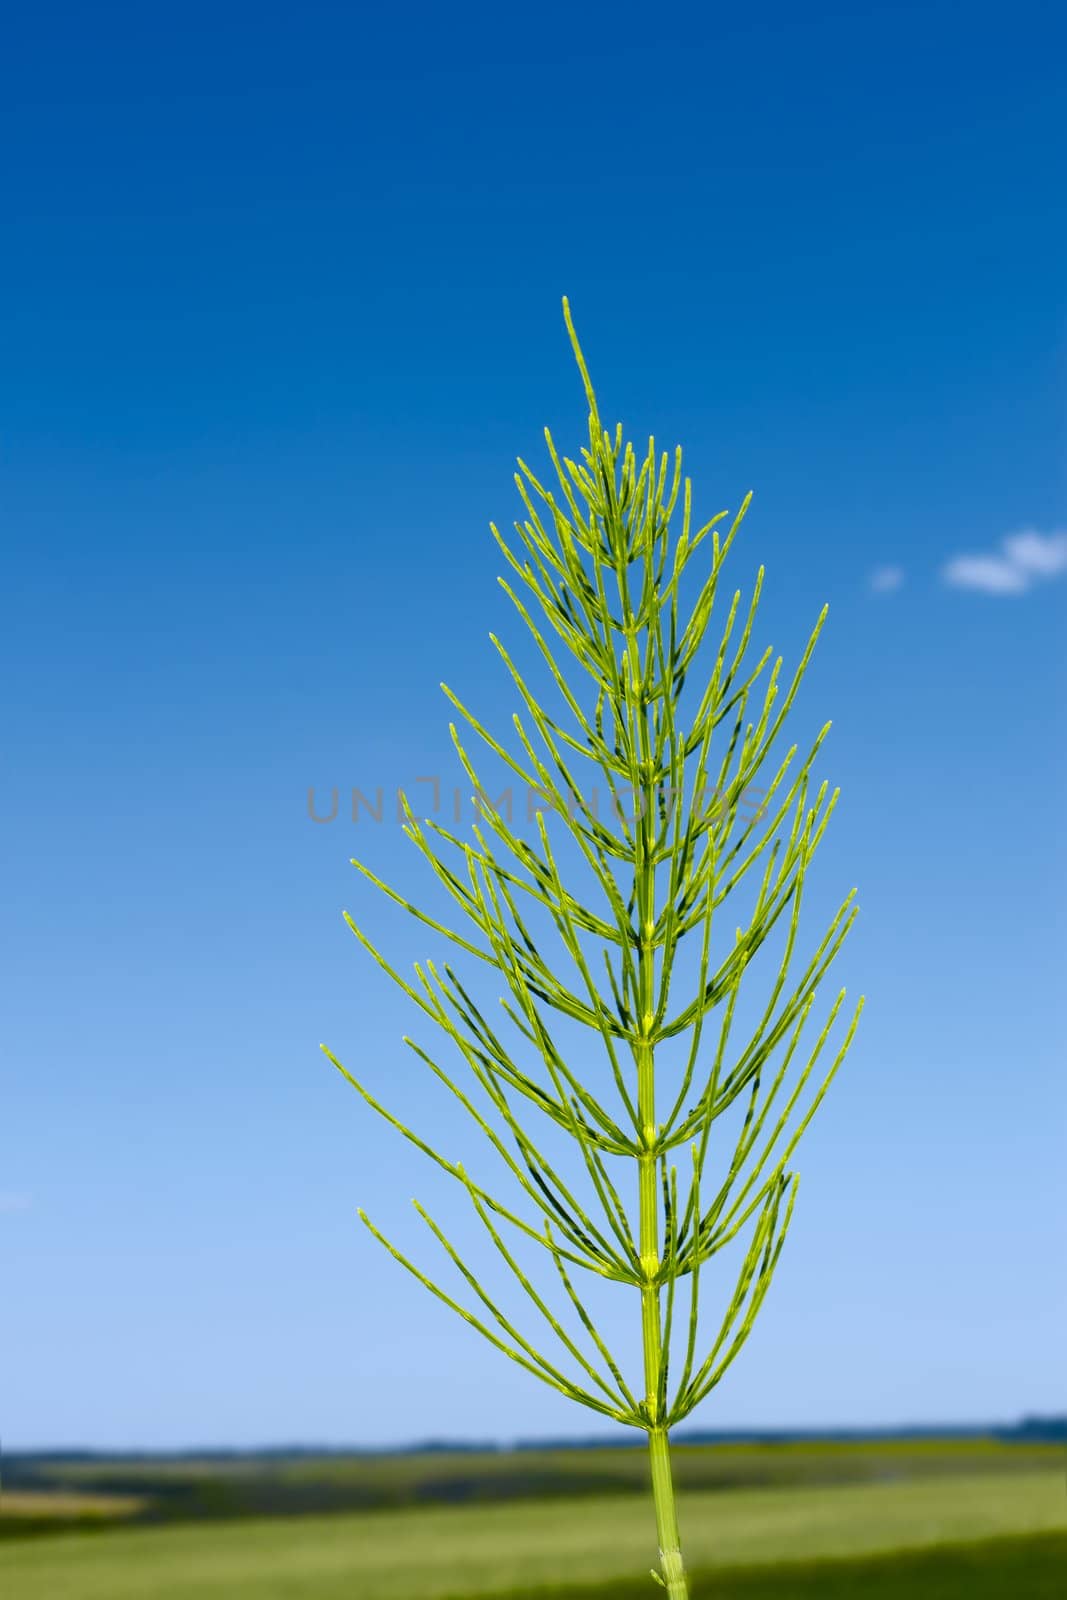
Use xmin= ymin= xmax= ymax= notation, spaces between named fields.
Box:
xmin=2 ymin=2 xmax=1065 ymax=1451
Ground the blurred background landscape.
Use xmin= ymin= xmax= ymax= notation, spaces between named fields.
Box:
xmin=3 ymin=1425 xmax=1067 ymax=1596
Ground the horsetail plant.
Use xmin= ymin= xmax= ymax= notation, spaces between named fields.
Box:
xmin=323 ymin=300 xmax=863 ymax=1598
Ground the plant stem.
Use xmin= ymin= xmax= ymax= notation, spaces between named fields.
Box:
xmin=640 ymin=1139 xmax=687 ymax=1597
xmin=639 ymin=1131 xmax=687 ymax=1596
xmin=648 ymin=1425 xmax=688 ymax=1599
xmin=634 ymin=677 xmax=688 ymax=1598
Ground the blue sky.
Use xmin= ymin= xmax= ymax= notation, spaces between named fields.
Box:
xmin=1 ymin=2 xmax=1064 ymax=1450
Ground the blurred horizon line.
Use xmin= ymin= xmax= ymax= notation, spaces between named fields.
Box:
xmin=6 ymin=1413 xmax=1065 ymax=1461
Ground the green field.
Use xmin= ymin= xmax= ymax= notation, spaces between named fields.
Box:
xmin=6 ymin=1436 xmax=1063 ymax=1527
xmin=2 ymin=1459 xmax=1065 ymax=1599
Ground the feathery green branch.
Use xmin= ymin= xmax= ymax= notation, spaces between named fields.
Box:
xmin=323 ymin=299 xmax=863 ymax=1598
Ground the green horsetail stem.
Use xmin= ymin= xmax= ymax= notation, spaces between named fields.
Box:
xmin=323 ymin=299 xmax=863 ymax=1596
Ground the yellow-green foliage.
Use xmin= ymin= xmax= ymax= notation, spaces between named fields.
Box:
xmin=324 ymin=300 xmax=863 ymax=1596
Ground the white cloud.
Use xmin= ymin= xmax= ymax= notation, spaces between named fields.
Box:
xmin=943 ymin=529 xmax=1067 ymax=596
xmin=1003 ymin=529 xmax=1067 ymax=577
xmin=942 ymin=555 xmax=1029 ymax=595
xmin=0 ymin=1192 xmax=31 ymax=1214
xmin=869 ymin=565 xmax=905 ymax=593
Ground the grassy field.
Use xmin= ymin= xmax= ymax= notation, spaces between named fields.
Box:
xmin=2 ymin=1466 xmax=1064 ymax=1599
xmin=0 ymin=1490 xmax=147 ymax=1538
xmin=506 ymin=1534 xmax=1067 ymax=1599
xmin=6 ymin=1436 xmax=1063 ymax=1528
